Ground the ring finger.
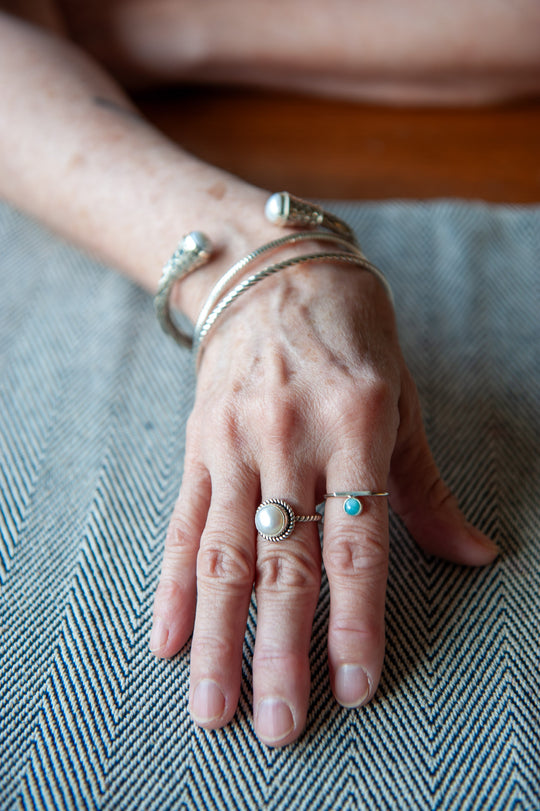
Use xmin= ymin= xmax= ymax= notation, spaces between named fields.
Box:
xmin=323 ymin=447 xmax=392 ymax=709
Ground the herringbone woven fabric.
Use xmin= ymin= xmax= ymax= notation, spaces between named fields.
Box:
xmin=0 ymin=199 xmax=538 ymax=811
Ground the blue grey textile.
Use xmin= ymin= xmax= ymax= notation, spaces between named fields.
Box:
xmin=0 ymin=199 xmax=539 ymax=810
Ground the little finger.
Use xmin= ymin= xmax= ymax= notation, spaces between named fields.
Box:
xmin=150 ymin=461 xmax=211 ymax=658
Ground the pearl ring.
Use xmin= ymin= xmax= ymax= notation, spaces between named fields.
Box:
xmin=255 ymin=499 xmax=321 ymax=542
xmin=324 ymin=491 xmax=389 ymax=516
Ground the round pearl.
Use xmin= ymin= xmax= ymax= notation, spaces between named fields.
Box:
xmin=264 ymin=193 xmax=287 ymax=224
xmin=344 ymin=497 xmax=363 ymax=516
xmin=255 ymin=504 xmax=289 ymax=538
xmin=184 ymin=230 xmax=213 ymax=257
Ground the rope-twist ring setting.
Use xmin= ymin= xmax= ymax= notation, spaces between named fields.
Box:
xmin=255 ymin=498 xmax=321 ymax=542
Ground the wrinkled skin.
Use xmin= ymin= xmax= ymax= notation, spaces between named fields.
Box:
xmin=150 ymin=262 xmax=498 ymax=747
xmin=0 ymin=0 xmax=512 ymax=751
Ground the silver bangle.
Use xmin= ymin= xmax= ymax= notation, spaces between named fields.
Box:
xmin=265 ymin=192 xmax=358 ymax=246
xmin=154 ymin=193 xmax=386 ymax=351
xmin=194 ymin=231 xmax=363 ymax=340
xmin=154 ymin=231 xmax=213 ymax=347
xmin=193 ymin=251 xmax=392 ymax=364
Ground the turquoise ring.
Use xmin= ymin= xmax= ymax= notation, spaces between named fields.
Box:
xmin=324 ymin=491 xmax=389 ymax=516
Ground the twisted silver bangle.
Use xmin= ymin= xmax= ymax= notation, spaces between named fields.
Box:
xmin=154 ymin=193 xmax=388 ymax=351
xmin=194 ymin=231 xmax=364 ymax=340
xmin=193 ymin=251 xmax=392 ymax=365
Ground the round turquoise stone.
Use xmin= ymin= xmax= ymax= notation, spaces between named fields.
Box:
xmin=344 ymin=497 xmax=362 ymax=516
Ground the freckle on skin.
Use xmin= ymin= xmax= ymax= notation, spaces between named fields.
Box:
xmin=206 ymin=181 xmax=227 ymax=200
xmin=68 ymin=153 xmax=86 ymax=171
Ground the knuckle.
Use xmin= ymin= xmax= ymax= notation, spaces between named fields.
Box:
xmin=329 ymin=385 xmax=361 ymax=422
xmin=253 ymin=648 xmax=306 ymax=672
xmin=185 ymin=409 xmax=201 ymax=440
xmin=356 ymin=376 xmax=397 ymax=430
xmin=331 ymin=616 xmax=384 ymax=648
xmin=153 ymin=577 xmax=183 ymax=616
xmin=184 ymin=411 xmax=210 ymax=459
xmin=191 ymin=631 xmax=237 ymax=663
xmin=323 ymin=536 xmax=388 ymax=581
xmin=328 ymin=377 xmax=397 ymax=441
xmin=213 ymin=398 xmax=243 ymax=449
xmin=256 ymin=549 xmax=320 ymax=592
xmin=165 ymin=514 xmax=197 ymax=551
xmin=260 ymin=394 xmax=301 ymax=451
xmin=364 ymin=375 xmax=396 ymax=410
xmin=197 ymin=541 xmax=254 ymax=590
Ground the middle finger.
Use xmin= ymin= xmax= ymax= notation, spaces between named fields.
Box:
xmin=253 ymin=466 xmax=322 ymax=747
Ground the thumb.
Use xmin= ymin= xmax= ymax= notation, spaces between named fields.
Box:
xmin=389 ymin=371 xmax=499 ymax=566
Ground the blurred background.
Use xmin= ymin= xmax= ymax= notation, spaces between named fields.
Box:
xmin=137 ymin=87 xmax=540 ymax=202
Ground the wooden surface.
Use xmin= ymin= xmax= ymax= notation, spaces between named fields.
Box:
xmin=138 ymin=87 xmax=540 ymax=203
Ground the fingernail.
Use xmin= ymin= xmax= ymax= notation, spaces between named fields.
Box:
xmin=191 ymin=679 xmax=226 ymax=724
xmin=335 ymin=664 xmax=370 ymax=708
xmin=468 ymin=525 xmax=500 ymax=556
xmin=256 ymin=698 xmax=294 ymax=744
xmin=149 ymin=618 xmax=168 ymax=653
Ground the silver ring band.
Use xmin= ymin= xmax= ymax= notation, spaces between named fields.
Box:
xmin=255 ymin=498 xmax=321 ymax=542
xmin=324 ymin=491 xmax=389 ymax=517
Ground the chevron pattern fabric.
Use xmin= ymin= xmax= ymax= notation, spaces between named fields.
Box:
xmin=0 ymin=199 xmax=539 ymax=810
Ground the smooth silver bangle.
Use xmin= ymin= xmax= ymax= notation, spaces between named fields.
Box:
xmin=193 ymin=251 xmax=391 ymax=364
xmin=154 ymin=231 xmax=213 ymax=347
xmin=194 ymin=231 xmax=364 ymax=340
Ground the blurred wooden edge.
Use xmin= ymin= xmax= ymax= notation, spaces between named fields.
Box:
xmin=137 ymin=86 xmax=540 ymax=202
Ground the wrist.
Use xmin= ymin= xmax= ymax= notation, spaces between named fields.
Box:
xmin=155 ymin=193 xmax=391 ymax=357
xmin=166 ymin=206 xmax=284 ymax=323
xmin=163 ymin=190 xmax=362 ymax=325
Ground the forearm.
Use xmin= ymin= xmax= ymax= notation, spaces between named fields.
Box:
xmin=0 ymin=12 xmax=276 ymax=320
xmin=62 ymin=0 xmax=540 ymax=104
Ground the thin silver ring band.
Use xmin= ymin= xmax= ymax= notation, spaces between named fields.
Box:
xmin=324 ymin=490 xmax=389 ymax=517
xmin=324 ymin=491 xmax=389 ymax=498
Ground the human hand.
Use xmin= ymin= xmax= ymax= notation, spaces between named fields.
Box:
xmin=149 ymin=260 xmax=498 ymax=747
